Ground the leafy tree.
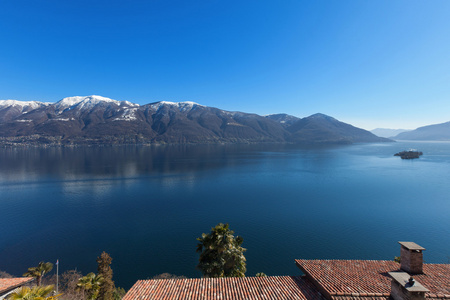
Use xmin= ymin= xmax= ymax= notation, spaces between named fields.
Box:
xmin=96 ymin=252 xmax=115 ymax=300
xmin=196 ymin=223 xmax=246 ymax=278
xmin=76 ymin=272 xmax=103 ymax=300
xmin=7 ymin=285 xmax=60 ymax=300
xmin=255 ymin=272 xmax=267 ymax=277
xmin=394 ymin=256 xmax=401 ymax=263
xmin=113 ymin=287 xmax=126 ymax=300
xmin=23 ymin=262 xmax=54 ymax=286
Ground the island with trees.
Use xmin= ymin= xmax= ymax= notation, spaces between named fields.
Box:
xmin=394 ymin=150 xmax=423 ymax=159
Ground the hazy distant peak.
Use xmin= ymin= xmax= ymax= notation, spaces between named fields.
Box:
xmin=393 ymin=120 xmax=450 ymax=141
xmin=370 ymin=128 xmax=411 ymax=138
xmin=371 ymin=127 xmax=411 ymax=131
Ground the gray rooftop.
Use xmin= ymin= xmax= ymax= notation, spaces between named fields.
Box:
xmin=398 ymin=241 xmax=426 ymax=251
xmin=389 ymin=272 xmax=429 ymax=292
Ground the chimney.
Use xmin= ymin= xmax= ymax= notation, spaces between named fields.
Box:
xmin=398 ymin=242 xmax=425 ymax=274
xmin=389 ymin=272 xmax=429 ymax=300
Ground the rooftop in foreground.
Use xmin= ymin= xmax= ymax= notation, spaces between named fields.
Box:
xmin=124 ymin=276 xmax=323 ymax=300
xmin=296 ymin=259 xmax=450 ymax=300
xmin=124 ymin=241 xmax=450 ymax=300
xmin=0 ymin=277 xmax=34 ymax=298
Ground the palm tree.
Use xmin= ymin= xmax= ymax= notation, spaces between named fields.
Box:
xmin=23 ymin=262 xmax=54 ymax=286
xmin=196 ymin=223 xmax=247 ymax=278
xmin=76 ymin=272 xmax=103 ymax=300
xmin=7 ymin=285 xmax=60 ymax=299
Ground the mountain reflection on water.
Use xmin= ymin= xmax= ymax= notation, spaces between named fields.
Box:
xmin=0 ymin=144 xmax=340 ymax=182
xmin=0 ymin=142 xmax=449 ymax=290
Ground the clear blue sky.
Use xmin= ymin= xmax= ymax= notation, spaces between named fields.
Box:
xmin=1 ymin=0 xmax=449 ymax=130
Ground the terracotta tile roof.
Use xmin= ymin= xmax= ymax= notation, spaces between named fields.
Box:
xmin=418 ymin=264 xmax=450 ymax=299
xmin=330 ymin=297 xmax=389 ymax=300
xmin=295 ymin=260 xmax=450 ymax=300
xmin=123 ymin=276 xmax=325 ymax=300
xmin=0 ymin=277 xmax=34 ymax=294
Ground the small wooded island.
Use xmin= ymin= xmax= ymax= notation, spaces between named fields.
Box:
xmin=394 ymin=150 xmax=423 ymax=159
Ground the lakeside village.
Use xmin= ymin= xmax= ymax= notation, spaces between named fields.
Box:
xmin=1 ymin=223 xmax=449 ymax=300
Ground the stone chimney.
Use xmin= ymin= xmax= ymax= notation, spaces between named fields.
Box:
xmin=389 ymin=272 xmax=429 ymax=300
xmin=398 ymin=242 xmax=425 ymax=274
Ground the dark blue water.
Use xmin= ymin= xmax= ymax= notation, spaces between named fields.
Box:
xmin=0 ymin=142 xmax=449 ymax=289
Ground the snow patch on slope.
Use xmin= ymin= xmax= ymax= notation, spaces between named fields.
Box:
xmin=150 ymin=101 xmax=202 ymax=112
xmin=113 ymin=108 xmax=138 ymax=121
xmin=48 ymin=118 xmax=76 ymax=121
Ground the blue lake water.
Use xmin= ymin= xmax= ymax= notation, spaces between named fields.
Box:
xmin=0 ymin=141 xmax=449 ymax=289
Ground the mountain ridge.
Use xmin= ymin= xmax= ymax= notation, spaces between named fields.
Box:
xmin=393 ymin=121 xmax=450 ymax=141
xmin=0 ymin=95 xmax=391 ymax=146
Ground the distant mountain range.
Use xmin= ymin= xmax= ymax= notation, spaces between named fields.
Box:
xmin=392 ymin=121 xmax=450 ymax=141
xmin=0 ymin=95 xmax=390 ymax=145
xmin=370 ymin=128 xmax=411 ymax=138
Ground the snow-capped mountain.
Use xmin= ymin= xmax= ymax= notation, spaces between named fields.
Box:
xmin=0 ymin=95 xmax=390 ymax=145
xmin=0 ymin=99 xmax=50 ymax=110
xmin=0 ymin=100 xmax=51 ymax=123
xmin=54 ymin=95 xmax=138 ymax=113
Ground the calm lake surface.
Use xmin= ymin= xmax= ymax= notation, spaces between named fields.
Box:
xmin=0 ymin=141 xmax=449 ymax=289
